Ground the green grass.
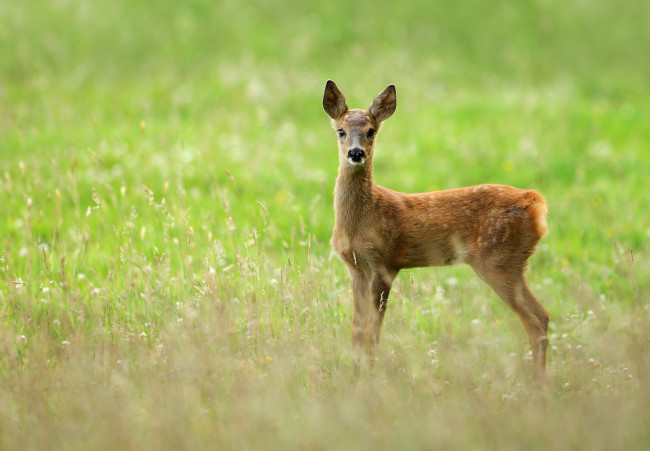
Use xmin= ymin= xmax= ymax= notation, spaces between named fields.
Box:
xmin=1 ymin=0 xmax=649 ymax=448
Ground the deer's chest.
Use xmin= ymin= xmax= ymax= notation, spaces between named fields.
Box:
xmin=331 ymin=228 xmax=385 ymax=271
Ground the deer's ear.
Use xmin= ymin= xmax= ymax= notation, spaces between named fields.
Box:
xmin=369 ymin=85 xmax=396 ymax=123
xmin=323 ymin=80 xmax=348 ymax=119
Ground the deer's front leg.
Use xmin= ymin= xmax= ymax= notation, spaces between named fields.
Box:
xmin=351 ymin=268 xmax=396 ymax=354
xmin=351 ymin=270 xmax=373 ymax=354
xmin=370 ymin=269 xmax=397 ymax=345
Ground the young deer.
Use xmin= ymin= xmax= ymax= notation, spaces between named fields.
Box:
xmin=323 ymin=80 xmax=550 ymax=380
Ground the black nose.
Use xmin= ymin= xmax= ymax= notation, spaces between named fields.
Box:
xmin=347 ymin=148 xmax=365 ymax=162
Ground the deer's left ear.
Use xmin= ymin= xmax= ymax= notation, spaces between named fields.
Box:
xmin=369 ymin=85 xmax=396 ymax=122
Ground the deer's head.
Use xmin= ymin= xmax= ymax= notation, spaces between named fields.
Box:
xmin=323 ymin=80 xmax=396 ymax=168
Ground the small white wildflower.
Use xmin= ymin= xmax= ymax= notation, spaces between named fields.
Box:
xmin=42 ymin=287 xmax=50 ymax=294
xmin=91 ymin=288 xmax=100 ymax=296
xmin=18 ymin=248 xmax=28 ymax=257
xmin=14 ymin=278 xmax=25 ymax=289
xmin=77 ymin=273 xmax=86 ymax=280
xmin=471 ymin=318 xmax=481 ymax=325
xmin=139 ymin=332 xmax=147 ymax=338
xmin=433 ymin=285 xmax=445 ymax=303
xmin=62 ymin=340 xmax=70 ymax=346
xmin=209 ymin=266 xmax=217 ymax=275
xmin=445 ymin=277 xmax=458 ymax=287
xmin=226 ymin=217 xmax=236 ymax=231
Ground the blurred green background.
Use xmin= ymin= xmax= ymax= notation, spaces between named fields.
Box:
xmin=2 ymin=0 xmax=648 ymax=259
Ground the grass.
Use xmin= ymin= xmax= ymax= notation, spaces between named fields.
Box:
xmin=1 ymin=0 xmax=649 ymax=448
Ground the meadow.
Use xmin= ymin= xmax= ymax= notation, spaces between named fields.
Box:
xmin=1 ymin=0 xmax=649 ymax=448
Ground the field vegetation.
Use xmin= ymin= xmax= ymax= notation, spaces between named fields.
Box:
xmin=1 ymin=0 xmax=649 ymax=448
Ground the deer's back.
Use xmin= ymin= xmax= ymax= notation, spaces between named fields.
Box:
xmin=384 ymin=184 xmax=548 ymax=270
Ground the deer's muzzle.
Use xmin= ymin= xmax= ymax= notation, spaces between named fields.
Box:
xmin=347 ymin=148 xmax=365 ymax=164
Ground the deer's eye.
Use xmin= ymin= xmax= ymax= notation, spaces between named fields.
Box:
xmin=337 ymin=129 xmax=346 ymax=138
xmin=367 ymin=128 xmax=375 ymax=139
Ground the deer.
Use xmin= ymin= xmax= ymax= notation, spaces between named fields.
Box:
xmin=322 ymin=80 xmax=550 ymax=380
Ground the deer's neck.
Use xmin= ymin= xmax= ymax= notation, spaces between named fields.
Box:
xmin=334 ymin=163 xmax=375 ymax=232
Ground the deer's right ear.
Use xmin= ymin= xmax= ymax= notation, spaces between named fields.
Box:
xmin=323 ymin=80 xmax=348 ymax=119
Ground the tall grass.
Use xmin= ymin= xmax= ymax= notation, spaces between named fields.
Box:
xmin=1 ymin=0 xmax=649 ymax=448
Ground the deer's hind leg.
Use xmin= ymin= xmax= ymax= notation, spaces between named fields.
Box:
xmin=473 ymin=265 xmax=550 ymax=380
